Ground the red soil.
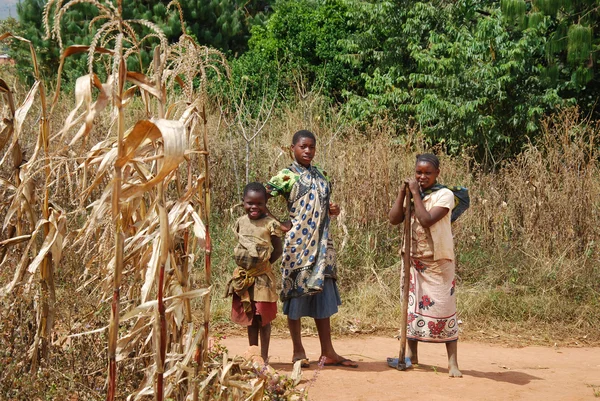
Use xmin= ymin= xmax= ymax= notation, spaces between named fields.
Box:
xmin=221 ymin=335 xmax=600 ymax=401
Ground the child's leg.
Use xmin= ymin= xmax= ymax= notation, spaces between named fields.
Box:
xmin=446 ymin=340 xmax=462 ymax=377
xmin=406 ymin=339 xmax=418 ymax=364
xmin=288 ymin=317 xmax=307 ymax=362
xmin=247 ymin=316 xmax=260 ymax=347
xmin=259 ymin=321 xmax=271 ymax=362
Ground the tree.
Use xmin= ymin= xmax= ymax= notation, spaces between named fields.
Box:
xmin=340 ymin=0 xmax=577 ymax=162
xmin=501 ymin=0 xmax=600 ymax=117
xmin=9 ymin=0 xmax=272 ymax=85
xmin=227 ymin=0 xmax=362 ymax=105
xmin=178 ymin=0 xmax=273 ymax=55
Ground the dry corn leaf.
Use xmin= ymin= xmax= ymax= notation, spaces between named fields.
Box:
xmin=55 ymin=74 xmax=96 ymax=141
xmin=189 ymin=205 xmax=206 ymax=245
xmin=120 ymin=119 xmax=186 ymax=199
xmin=49 ymin=208 xmax=67 ymax=268
xmin=0 ymin=81 xmax=38 ymax=169
xmin=68 ymin=75 xmax=111 ymax=146
xmin=126 ymin=72 xmax=162 ymax=99
xmin=0 ymin=117 xmax=13 ymax=154
xmin=140 ymin=237 xmax=160 ymax=303
xmin=2 ymin=164 xmax=36 ymax=230
xmin=52 ymin=45 xmax=113 ymax=109
xmin=26 ymin=210 xmax=66 ymax=275
xmin=121 ymin=288 xmax=210 ymax=322
xmin=0 ymin=234 xmax=31 ymax=247
xmin=0 ymin=217 xmax=47 ymax=297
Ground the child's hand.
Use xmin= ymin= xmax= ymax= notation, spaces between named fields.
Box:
xmin=280 ymin=221 xmax=292 ymax=232
xmin=329 ymin=202 xmax=341 ymax=216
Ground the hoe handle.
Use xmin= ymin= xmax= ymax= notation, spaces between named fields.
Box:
xmin=397 ymin=184 xmax=412 ymax=370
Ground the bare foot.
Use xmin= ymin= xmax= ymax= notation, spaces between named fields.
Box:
xmin=448 ymin=365 xmax=462 ymax=377
xmin=446 ymin=341 xmax=461 ymax=377
xmin=407 ymin=339 xmax=419 ymax=364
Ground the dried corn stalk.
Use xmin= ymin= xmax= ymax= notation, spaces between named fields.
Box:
xmin=40 ymin=1 xmax=227 ymax=400
xmin=1 ymin=1 xmax=303 ymax=400
xmin=0 ymin=32 xmax=56 ymax=371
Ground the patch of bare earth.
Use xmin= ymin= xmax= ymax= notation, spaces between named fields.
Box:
xmin=221 ymin=335 xmax=600 ymax=401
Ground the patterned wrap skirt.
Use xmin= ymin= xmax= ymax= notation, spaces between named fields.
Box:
xmin=404 ymin=257 xmax=458 ymax=342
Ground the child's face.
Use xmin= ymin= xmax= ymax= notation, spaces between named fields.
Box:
xmin=291 ymin=137 xmax=316 ymax=167
xmin=243 ymin=191 xmax=268 ymax=220
xmin=415 ymin=161 xmax=439 ymax=190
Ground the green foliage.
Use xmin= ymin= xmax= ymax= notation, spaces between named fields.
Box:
xmin=178 ymin=0 xmax=272 ymax=55
xmin=338 ymin=0 xmax=593 ymax=161
xmin=503 ymin=0 xmax=600 ymax=114
xmin=227 ymin=0 xmax=362 ymax=104
xmin=567 ymin=24 xmax=592 ymax=65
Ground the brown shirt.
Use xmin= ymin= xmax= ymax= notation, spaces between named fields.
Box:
xmin=234 ymin=215 xmax=283 ymax=302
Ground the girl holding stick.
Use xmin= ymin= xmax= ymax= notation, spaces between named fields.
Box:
xmin=389 ymin=153 xmax=462 ymax=377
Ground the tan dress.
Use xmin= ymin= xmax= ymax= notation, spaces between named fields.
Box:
xmin=225 ymin=215 xmax=282 ymax=326
xmin=403 ymin=188 xmax=459 ymax=342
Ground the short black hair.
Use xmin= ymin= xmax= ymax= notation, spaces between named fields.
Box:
xmin=292 ymin=130 xmax=316 ymax=145
xmin=243 ymin=182 xmax=267 ymax=199
xmin=416 ymin=153 xmax=440 ymax=170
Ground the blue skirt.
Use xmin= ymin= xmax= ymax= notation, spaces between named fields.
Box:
xmin=283 ymin=278 xmax=341 ymax=320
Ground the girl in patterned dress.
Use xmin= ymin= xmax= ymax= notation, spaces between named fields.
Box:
xmin=389 ymin=153 xmax=462 ymax=377
xmin=265 ymin=130 xmax=357 ymax=368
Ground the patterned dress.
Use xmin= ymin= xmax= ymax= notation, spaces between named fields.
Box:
xmin=266 ymin=162 xmax=341 ymax=319
xmin=404 ymin=188 xmax=459 ymax=342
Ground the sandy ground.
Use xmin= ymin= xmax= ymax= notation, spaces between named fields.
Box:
xmin=221 ymin=335 xmax=600 ymax=401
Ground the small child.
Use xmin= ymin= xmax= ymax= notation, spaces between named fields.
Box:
xmin=225 ymin=182 xmax=283 ymax=362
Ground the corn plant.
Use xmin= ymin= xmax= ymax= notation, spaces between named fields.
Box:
xmin=0 ymin=1 xmax=311 ymax=399
xmin=40 ymin=0 xmax=223 ymax=399
xmin=0 ymin=31 xmax=60 ymax=372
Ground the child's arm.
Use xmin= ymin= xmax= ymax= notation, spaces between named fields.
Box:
xmin=269 ymin=235 xmax=283 ymax=264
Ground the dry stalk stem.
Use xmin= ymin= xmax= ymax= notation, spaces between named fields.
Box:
xmin=106 ymin=42 xmax=126 ymax=401
xmin=0 ymin=32 xmax=55 ymax=371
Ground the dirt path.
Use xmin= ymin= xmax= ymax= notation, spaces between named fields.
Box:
xmin=221 ymin=335 xmax=600 ymax=400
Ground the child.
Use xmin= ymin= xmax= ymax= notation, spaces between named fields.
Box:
xmin=225 ymin=182 xmax=283 ymax=362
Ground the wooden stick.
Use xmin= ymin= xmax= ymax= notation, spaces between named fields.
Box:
xmin=397 ymin=184 xmax=412 ymax=370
